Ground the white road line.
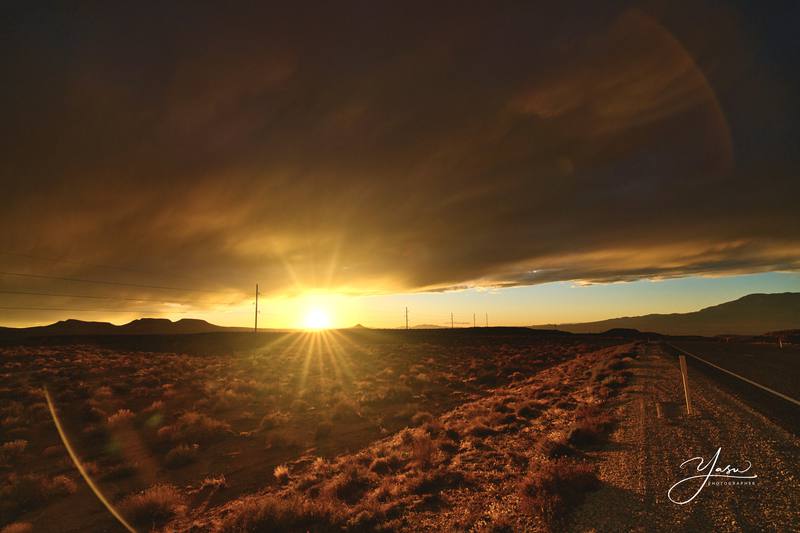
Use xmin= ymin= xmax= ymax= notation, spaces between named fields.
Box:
xmin=667 ymin=343 xmax=800 ymax=409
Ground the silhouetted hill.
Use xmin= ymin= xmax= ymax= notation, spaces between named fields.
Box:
xmin=410 ymin=324 xmax=448 ymax=329
xmin=0 ymin=317 xmax=243 ymax=338
xmin=535 ymin=292 xmax=800 ymax=336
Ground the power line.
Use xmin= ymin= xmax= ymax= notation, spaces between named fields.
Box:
xmin=0 ymin=289 xmax=201 ymax=305
xmin=0 ymin=270 xmax=219 ymax=294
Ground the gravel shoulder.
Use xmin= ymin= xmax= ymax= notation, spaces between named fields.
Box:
xmin=570 ymin=342 xmax=800 ymax=532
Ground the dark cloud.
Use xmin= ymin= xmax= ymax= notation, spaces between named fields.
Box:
xmin=1 ymin=2 xmax=798 ymax=316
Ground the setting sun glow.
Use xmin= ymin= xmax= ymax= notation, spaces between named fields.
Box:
xmin=303 ymin=308 xmax=332 ymax=330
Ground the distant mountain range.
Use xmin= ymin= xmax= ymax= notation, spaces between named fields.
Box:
xmin=2 ymin=292 xmax=797 ymax=339
xmin=0 ymin=318 xmax=248 ymax=338
xmin=535 ymin=292 xmax=800 ymax=336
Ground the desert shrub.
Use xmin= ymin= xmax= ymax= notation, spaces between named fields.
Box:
xmin=143 ymin=400 xmax=165 ymax=413
xmin=567 ymin=409 xmax=615 ymax=447
xmin=491 ymin=412 xmax=521 ymax=427
xmin=379 ymin=385 xmax=413 ymax=404
xmin=330 ymin=399 xmax=360 ymax=420
xmin=80 ymin=404 xmax=106 ymax=423
xmin=399 ymin=429 xmax=415 ymax=446
xmin=218 ymin=494 xmax=346 ymax=532
xmin=43 ymin=475 xmax=77 ymax=497
xmin=199 ymin=474 xmax=227 ymax=490
xmin=439 ymin=437 xmax=460 ymax=454
xmin=444 ymin=428 xmax=460 ymax=441
xmin=466 ymin=422 xmax=497 ymax=438
xmin=100 ymin=462 xmax=138 ymax=481
xmin=536 ymin=438 xmax=576 ymax=459
xmin=107 ymin=409 xmax=135 ymax=428
xmin=411 ymin=432 xmax=435 ymax=468
xmin=601 ymin=374 xmax=629 ymax=389
xmin=273 ymin=464 xmax=290 ymax=484
xmin=606 ymin=358 xmax=626 ymax=371
xmin=555 ymin=400 xmax=577 ymax=410
xmin=516 ymin=402 xmax=542 ymax=419
xmin=0 ymin=440 xmax=28 ymax=464
xmin=369 ymin=453 xmax=403 ymax=475
xmin=519 ymin=460 xmax=600 ymax=526
xmin=165 ymin=444 xmax=199 ymax=468
xmin=405 ymin=466 xmax=468 ymax=495
xmin=411 ymin=411 xmax=433 ymax=426
xmin=42 ymin=445 xmax=63 ymax=458
xmin=422 ymin=420 xmax=443 ymax=438
xmin=322 ymin=465 xmax=372 ymax=505
xmin=94 ymin=386 xmax=113 ymax=398
xmin=160 ymin=411 xmax=231 ymax=444
xmin=120 ymin=484 xmax=186 ymax=529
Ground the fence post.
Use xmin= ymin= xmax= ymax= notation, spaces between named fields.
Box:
xmin=678 ymin=355 xmax=692 ymax=415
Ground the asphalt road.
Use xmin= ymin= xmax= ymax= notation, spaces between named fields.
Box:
xmin=666 ymin=339 xmax=800 ymax=436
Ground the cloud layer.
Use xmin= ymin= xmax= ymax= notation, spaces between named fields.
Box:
xmin=1 ymin=2 xmax=798 ymax=316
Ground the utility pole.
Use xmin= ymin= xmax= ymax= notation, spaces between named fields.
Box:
xmin=254 ymin=283 xmax=259 ymax=333
xmin=405 ymin=306 xmax=409 ymax=330
xmin=473 ymin=313 xmax=476 ymax=328
xmin=485 ymin=312 xmax=488 ymax=327
xmin=451 ymin=312 xmax=454 ymax=329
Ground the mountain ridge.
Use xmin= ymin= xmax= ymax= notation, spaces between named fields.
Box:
xmin=534 ymin=292 xmax=800 ymax=336
xmin=0 ymin=317 xmax=248 ymax=338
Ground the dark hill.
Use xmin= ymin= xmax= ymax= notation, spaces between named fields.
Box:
xmin=0 ymin=317 xmax=240 ymax=338
xmin=535 ymin=292 xmax=800 ymax=336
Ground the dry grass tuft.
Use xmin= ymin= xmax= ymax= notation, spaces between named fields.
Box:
xmin=273 ymin=464 xmax=290 ymax=484
xmin=411 ymin=411 xmax=434 ymax=426
xmin=107 ymin=408 xmax=135 ymax=428
xmin=0 ymin=440 xmax=28 ymax=464
xmin=218 ymin=493 xmax=345 ymax=532
xmin=567 ymin=407 xmax=615 ymax=447
xmin=516 ymin=401 xmax=543 ymax=419
xmin=466 ymin=422 xmax=497 ymax=438
xmin=536 ymin=438 xmax=576 ymax=459
xmin=519 ymin=460 xmax=600 ymax=527
xmin=369 ymin=453 xmax=404 ymax=475
xmin=411 ymin=432 xmax=436 ymax=468
xmin=120 ymin=484 xmax=186 ymax=529
xmin=159 ymin=411 xmax=231 ymax=444
xmin=405 ymin=465 xmax=469 ymax=495
xmin=165 ymin=444 xmax=199 ymax=468
xmin=322 ymin=464 xmax=373 ymax=505
xmin=199 ymin=474 xmax=227 ymax=490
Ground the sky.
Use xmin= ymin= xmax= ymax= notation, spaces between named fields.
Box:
xmin=1 ymin=2 xmax=799 ymax=329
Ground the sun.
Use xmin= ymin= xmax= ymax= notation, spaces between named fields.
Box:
xmin=303 ymin=308 xmax=332 ymax=330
